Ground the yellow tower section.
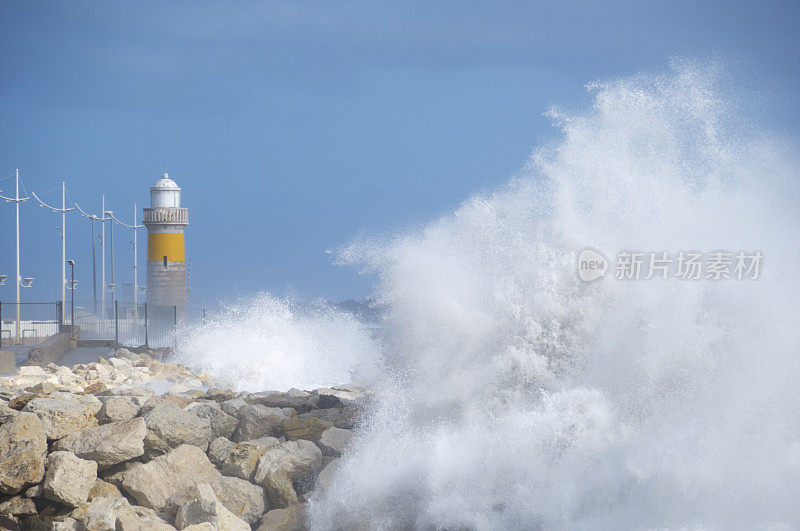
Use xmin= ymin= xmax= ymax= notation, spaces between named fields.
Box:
xmin=142 ymin=173 xmax=188 ymax=312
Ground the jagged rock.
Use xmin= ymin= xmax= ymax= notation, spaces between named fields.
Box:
xmin=0 ymin=405 xmax=18 ymax=423
xmin=253 ymin=440 xmax=322 ymax=508
xmin=98 ymin=386 xmax=155 ymax=399
xmin=165 ymin=476 xmax=266 ymax=525
xmin=100 ymin=461 xmax=142 ymax=489
xmin=246 ymin=390 xmax=318 ymax=413
xmin=315 ymin=387 xmax=365 ymax=408
xmin=0 ymin=412 xmax=48 ymax=494
xmin=82 ymin=382 xmax=108 ymax=395
xmin=8 ymin=393 xmax=43 ymax=410
xmin=184 ymin=401 xmax=238 ymax=439
xmin=203 ymin=389 xmax=238 ymax=403
xmin=26 ymin=381 xmax=58 ymax=395
xmin=298 ymin=407 xmax=357 ymax=430
xmin=22 ymin=394 xmax=102 ymax=440
xmin=220 ymin=398 xmax=248 ymax=418
xmin=24 ymin=483 xmax=43 ymax=498
xmin=222 ymin=438 xmax=279 ymax=481
xmin=211 ymin=474 xmax=268 ymax=525
xmin=0 ymin=495 xmax=37 ymax=515
xmin=53 ymin=417 xmax=146 ymax=468
xmin=96 ymin=396 xmax=140 ymax=423
xmin=80 ymin=496 xmax=175 ymax=530
xmin=257 ymin=504 xmax=306 ymax=531
xmin=232 ymin=404 xmax=286 ymax=442
xmin=88 ymin=478 xmax=123 ymax=500
xmin=207 ymin=437 xmax=235 ymax=466
xmin=121 ymin=444 xmax=220 ymax=512
xmin=315 ymin=458 xmax=340 ymax=492
xmin=52 ymin=517 xmax=82 ymax=530
xmin=43 ymin=451 xmax=97 ymax=507
xmin=108 ymin=357 xmax=134 ymax=371
xmin=281 ymin=416 xmax=330 ymax=443
xmin=18 ymin=366 xmax=47 ymax=376
xmin=144 ymin=404 xmax=213 ymax=457
xmin=318 ymin=427 xmax=353 ymax=457
xmin=174 ymin=483 xmax=249 ymax=531
xmin=183 ymin=524 xmax=215 ymax=530
xmin=140 ymin=394 xmax=197 ymax=415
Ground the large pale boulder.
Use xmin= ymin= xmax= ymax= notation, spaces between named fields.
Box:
xmin=246 ymin=389 xmax=317 ymax=413
xmin=23 ymin=394 xmax=102 ymax=439
xmin=0 ymin=412 xmax=48 ymax=494
xmin=211 ymin=474 xmax=268 ymax=525
xmin=43 ymin=451 xmax=97 ymax=507
xmin=80 ymin=496 xmax=175 ymax=531
xmin=88 ymin=478 xmax=123 ymax=501
xmin=174 ymin=483 xmax=249 ymax=531
xmin=51 ymin=517 xmax=82 ymax=531
xmin=318 ymin=427 xmax=353 ymax=457
xmin=207 ymin=436 xmax=235 ymax=466
xmin=232 ymin=404 xmax=286 ymax=442
xmin=121 ymin=444 xmax=219 ymax=512
xmin=96 ymin=396 xmax=140 ymax=423
xmin=0 ymin=404 xmax=18 ymax=423
xmin=222 ymin=438 xmax=279 ymax=481
xmin=257 ymin=504 xmax=306 ymax=531
xmin=184 ymin=401 xmax=238 ymax=439
xmin=315 ymin=386 xmax=365 ymax=408
xmin=100 ymin=460 xmax=142 ymax=489
xmin=144 ymin=404 xmax=213 ymax=457
xmin=298 ymin=406 xmax=358 ymax=429
xmin=0 ymin=495 xmax=37 ymax=516
xmin=281 ymin=416 xmax=330 ymax=442
xmin=53 ymin=417 xmax=146 ymax=468
xmin=220 ymin=398 xmax=248 ymax=418
xmin=253 ymin=440 xmax=322 ymax=508
xmin=203 ymin=388 xmax=238 ymax=403
xmin=140 ymin=394 xmax=196 ymax=415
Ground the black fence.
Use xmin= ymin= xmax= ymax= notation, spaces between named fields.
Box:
xmin=0 ymin=300 xmax=208 ymax=349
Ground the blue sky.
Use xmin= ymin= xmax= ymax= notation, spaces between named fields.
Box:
xmin=1 ymin=1 xmax=799 ymax=307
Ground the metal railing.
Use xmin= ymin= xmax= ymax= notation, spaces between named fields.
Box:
xmin=0 ymin=302 xmax=60 ymax=347
xmin=0 ymin=300 xmax=207 ymax=349
xmin=142 ymin=207 xmax=188 ymax=225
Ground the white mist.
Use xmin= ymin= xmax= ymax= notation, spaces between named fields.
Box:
xmin=309 ymin=62 xmax=800 ymax=529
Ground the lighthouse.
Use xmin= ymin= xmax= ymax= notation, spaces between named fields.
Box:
xmin=142 ymin=173 xmax=188 ymax=313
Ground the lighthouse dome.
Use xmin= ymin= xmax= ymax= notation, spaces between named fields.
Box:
xmin=153 ymin=173 xmax=179 ymax=190
xmin=150 ymin=172 xmax=181 ymax=208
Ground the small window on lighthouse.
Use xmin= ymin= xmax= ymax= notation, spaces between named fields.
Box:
xmin=163 ymin=256 xmax=168 ymax=269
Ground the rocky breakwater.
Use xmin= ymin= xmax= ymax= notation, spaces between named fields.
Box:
xmin=0 ymin=348 xmax=365 ymax=530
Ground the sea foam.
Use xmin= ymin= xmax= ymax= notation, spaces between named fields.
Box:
xmin=309 ymin=62 xmax=800 ymax=529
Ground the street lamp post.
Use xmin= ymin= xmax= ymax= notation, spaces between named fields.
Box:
xmin=74 ymin=199 xmax=105 ymax=330
xmin=0 ymin=169 xmax=32 ymax=345
xmin=108 ymin=205 xmax=143 ymax=319
xmin=106 ymin=210 xmax=116 ymax=304
xmin=32 ymin=181 xmax=74 ymax=326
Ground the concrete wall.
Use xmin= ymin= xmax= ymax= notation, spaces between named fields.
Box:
xmin=0 ymin=350 xmax=14 ymax=374
xmin=26 ymin=332 xmax=73 ymax=366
